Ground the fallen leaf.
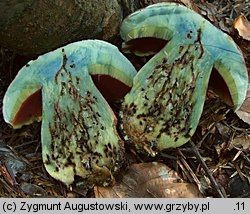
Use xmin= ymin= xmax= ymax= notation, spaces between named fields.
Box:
xmin=236 ymin=84 xmax=250 ymax=125
xmin=197 ymin=2 xmax=218 ymax=23
xmin=216 ymin=122 xmax=230 ymax=141
xmin=20 ymin=183 xmax=48 ymax=196
xmin=233 ymin=14 xmax=250 ymax=41
xmin=94 ymin=162 xmax=202 ymax=198
xmin=180 ymin=0 xmax=200 ymax=13
xmin=229 ymin=175 xmax=250 ymax=197
xmin=229 ymin=135 xmax=250 ymax=151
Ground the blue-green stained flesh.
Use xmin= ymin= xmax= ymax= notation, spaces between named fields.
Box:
xmin=120 ymin=3 xmax=248 ymax=155
xmin=3 ymin=40 xmax=137 ymax=186
xmin=42 ymin=51 xmax=124 ymax=186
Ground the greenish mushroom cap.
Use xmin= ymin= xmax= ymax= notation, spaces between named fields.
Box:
xmin=3 ymin=40 xmax=137 ymax=186
xmin=120 ymin=3 xmax=248 ymax=155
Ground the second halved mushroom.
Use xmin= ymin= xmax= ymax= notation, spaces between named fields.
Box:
xmin=3 ymin=40 xmax=137 ymax=187
xmin=120 ymin=3 xmax=248 ymax=155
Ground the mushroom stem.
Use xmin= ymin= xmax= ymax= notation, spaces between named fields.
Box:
xmin=122 ymin=39 xmax=213 ymax=152
xmin=41 ymin=66 xmax=124 ymax=185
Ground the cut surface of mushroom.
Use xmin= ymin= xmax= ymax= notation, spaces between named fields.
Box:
xmin=3 ymin=40 xmax=136 ymax=186
xmin=120 ymin=3 xmax=248 ymax=155
xmin=42 ymin=65 xmax=124 ymax=186
xmin=3 ymin=40 xmax=137 ymax=129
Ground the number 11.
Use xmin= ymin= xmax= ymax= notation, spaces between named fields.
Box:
xmin=236 ymin=202 xmax=245 ymax=211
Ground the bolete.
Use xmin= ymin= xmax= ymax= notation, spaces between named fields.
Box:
xmin=120 ymin=3 xmax=248 ymax=155
xmin=3 ymin=40 xmax=137 ymax=187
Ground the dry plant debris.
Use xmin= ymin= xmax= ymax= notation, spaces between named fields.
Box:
xmin=233 ymin=14 xmax=250 ymax=41
xmin=236 ymin=85 xmax=250 ymax=125
xmin=94 ymin=162 xmax=202 ymax=198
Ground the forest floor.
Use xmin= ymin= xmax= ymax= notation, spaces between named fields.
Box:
xmin=0 ymin=0 xmax=250 ymax=198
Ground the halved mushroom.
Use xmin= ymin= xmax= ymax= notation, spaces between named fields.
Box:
xmin=3 ymin=40 xmax=137 ymax=129
xmin=3 ymin=40 xmax=137 ymax=186
xmin=120 ymin=3 xmax=248 ymax=155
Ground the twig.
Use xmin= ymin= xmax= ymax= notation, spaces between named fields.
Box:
xmin=197 ymin=123 xmax=216 ymax=148
xmin=177 ymin=149 xmax=205 ymax=195
xmin=241 ymin=152 xmax=250 ymax=166
xmin=188 ymin=140 xmax=226 ymax=198
xmin=159 ymin=152 xmax=179 ymax=161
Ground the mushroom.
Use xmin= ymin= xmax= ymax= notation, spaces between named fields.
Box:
xmin=3 ymin=40 xmax=137 ymax=186
xmin=120 ymin=3 xmax=248 ymax=155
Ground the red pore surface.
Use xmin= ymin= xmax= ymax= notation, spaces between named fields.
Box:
xmin=91 ymin=74 xmax=131 ymax=102
xmin=12 ymin=89 xmax=42 ymax=126
xmin=123 ymin=37 xmax=168 ymax=54
xmin=208 ymin=68 xmax=233 ymax=106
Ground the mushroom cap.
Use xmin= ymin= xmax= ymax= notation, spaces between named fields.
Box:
xmin=120 ymin=2 xmax=248 ymax=110
xmin=3 ymin=40 xmax=137 ymax=129
xmin=120 ymin=3 xmax=248 ymax=153
xmin=2 ymin=40 xmax=136 ymax=186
